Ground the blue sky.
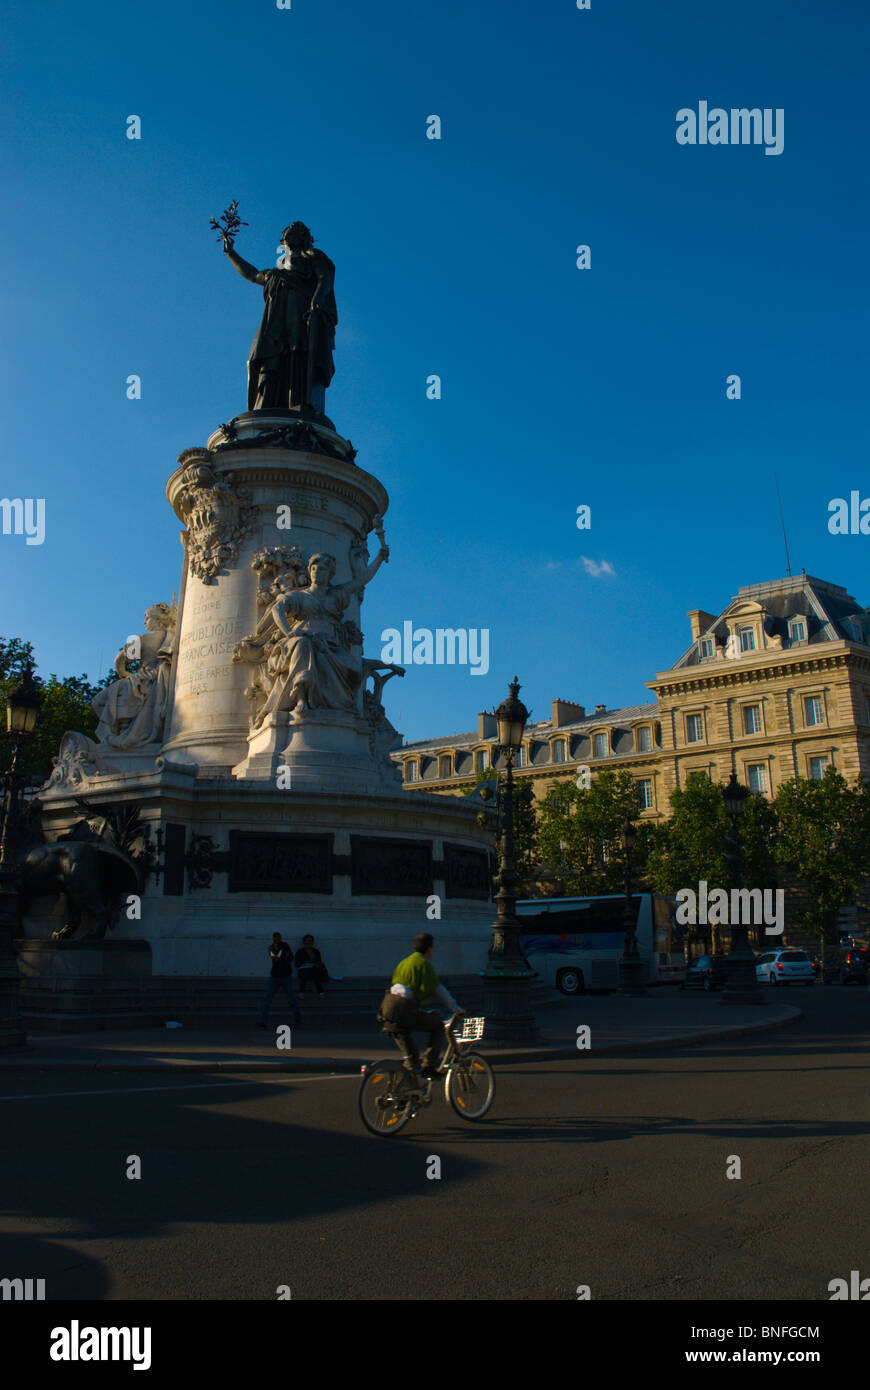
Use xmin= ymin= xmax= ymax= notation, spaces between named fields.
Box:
xmin=2 ymin=0 xmax=868 ymax=741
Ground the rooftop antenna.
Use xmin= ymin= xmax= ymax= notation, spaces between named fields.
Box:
xmin=773 ymin=472 xmax=792 ymax=577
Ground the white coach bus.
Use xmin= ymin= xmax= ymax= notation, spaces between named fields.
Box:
xmin=515 ymin=893 xmax=684 ymax=995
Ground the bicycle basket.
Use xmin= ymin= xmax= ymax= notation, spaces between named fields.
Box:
xmin=457 ymin=1016 xmax=485 ymax=1041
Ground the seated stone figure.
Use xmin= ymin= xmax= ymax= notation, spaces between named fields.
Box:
xmin=92 ymin=602 xmax=177 ymax=749
xmin=234 ymin=541 xmax=389 ymax=728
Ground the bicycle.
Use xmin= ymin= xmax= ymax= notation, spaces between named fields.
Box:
xmin=358 ymin=1014 xmax=495 ymax=1135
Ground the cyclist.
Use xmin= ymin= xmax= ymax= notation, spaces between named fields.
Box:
xmin=378 ymin=933 xmax=464 ymax=1079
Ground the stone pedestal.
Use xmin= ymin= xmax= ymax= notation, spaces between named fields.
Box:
xmin=163 ymin=411 xmax=389 ymax=781
xmin=17 ymin=939 xmax=154 ymax=1031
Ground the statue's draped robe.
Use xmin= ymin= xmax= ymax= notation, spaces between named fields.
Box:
xmin=247 ymin=252 xmax=337 ymax=410
xmin=92 ymin=632 xmax=173 ymax=748
xmin=237 ymin=585 xmax=361 ymax=724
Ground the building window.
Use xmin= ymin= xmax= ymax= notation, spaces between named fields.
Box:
xmin=405 ymin=761 xmax=418 ymax=782
xmin=699 ymin=637 xmax=714 ymax=659
xmin=438 ymin=755 xmax=452 ymax=778
xmin=804 ymin=695 xmax=825 ymax=728
xmin=747 ymin=763 xmax=769 ymax=794
xmin=685 ymin=713 xmax=704 ymax=744
xmin=738 ymin=626 xmax=756 ymax=652
xmin=810 ymin=755 xmax=830 ymax=780
xmin=637 ymin=778 xmax=653 ymax=809
xmin=593 ymin=732 xmax=607 ymax=759
xmin=789 ymin=618 xmax=806 ymax=643
xmin=552 ymin=739 xmax=566 ymax=763
xmin=475 ymin=749 xmax=489 ymax=773
xmin=743 ymin=704 xmax=762 ymax=735
xmin=515 ymin=745 xmax=526 ymax=769
xmin=636 ymin=725 xmax=652 ymax=752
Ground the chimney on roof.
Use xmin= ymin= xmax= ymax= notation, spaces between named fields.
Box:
xmin=688 ymin=609 xmax=717 ymax=641
xmin=594 ymin=703 xmax=606 ymax=715
xmin=551 ymin=699 xmax=585 ymax=727
xmin=477 ymin=711 xmax=496 ymax=739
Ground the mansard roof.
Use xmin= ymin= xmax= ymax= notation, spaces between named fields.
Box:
xmin=398 ymin=701 xmax=659 ymax=754
xmin=670 ymin=574 xmax=870 ymax=671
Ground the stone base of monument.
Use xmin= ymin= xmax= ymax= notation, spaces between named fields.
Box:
xmin=34 ymin=771 xmax=497 ymax=983
xmin=233 ymin=708 xmax=389 ymax=791
xmin=16 ymin=939 xmax=159 ymax=1032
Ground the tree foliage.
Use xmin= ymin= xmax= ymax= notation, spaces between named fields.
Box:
xmin=535 ymin=768 xmax=652 ymax=895
xmin=0 ymin=637 xmax=116 ymax=787
xmin=773 ymin=768 xmax=870 ymax=953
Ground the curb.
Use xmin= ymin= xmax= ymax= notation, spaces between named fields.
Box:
xmin=0 ymin=1007 xmax=801 ymax=1073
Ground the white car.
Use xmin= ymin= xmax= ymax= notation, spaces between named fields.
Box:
xmin=755 ymin=949 xmax=814 ymax=986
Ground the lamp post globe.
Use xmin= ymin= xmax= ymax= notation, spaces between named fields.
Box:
xmin=480 ymin=677 xmax=539 ymax=1042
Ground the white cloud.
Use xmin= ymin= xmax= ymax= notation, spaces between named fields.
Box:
xmin=580 ymin=557 xmax=616 ymax=578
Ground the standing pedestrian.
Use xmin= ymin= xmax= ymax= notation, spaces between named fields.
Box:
xmin=258 ymin=932 xmax=302 ymax=1030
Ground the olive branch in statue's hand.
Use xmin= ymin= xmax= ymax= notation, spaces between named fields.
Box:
xmin=209 ymin=200 xmax=248 ymax=248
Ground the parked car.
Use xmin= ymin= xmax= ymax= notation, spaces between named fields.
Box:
xmin=683 ymin=954 xmax=729 ymax=991
xmin=838 ymin=948 xmax=870 ymax=985
xmin=755 ymin=949 xmax=814 ymax=986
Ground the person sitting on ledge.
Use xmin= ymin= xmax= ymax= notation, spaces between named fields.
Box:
xmin=295 ymin=934 xmax=329 ymax=999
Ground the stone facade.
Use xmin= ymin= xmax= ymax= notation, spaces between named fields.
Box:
xmin=395 ymin=574 xmax=870 ymax=817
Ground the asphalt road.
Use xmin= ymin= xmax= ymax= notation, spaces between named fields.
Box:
xmin=2 ymin=983 xmax=869 ymax=1301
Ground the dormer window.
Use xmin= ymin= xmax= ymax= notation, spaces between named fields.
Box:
xmin=789 ymin=618 xmax=806 ymax=643
xmin=405 ymin=760 xmax=418 ymax=782
xmin=699 ymin=637 xmax=715 ymax=659
xmin=475 ymin=748 xmax=489 ymax=773
xmin=552 ymin=739 xmax=566 ymax=763
xmin=738 ymin=626 xmax=756 ymax=652
xmin=636 ymin=726 xmax=652 ymax=753
xmin=515 ymin=745 xmax=527 ymax=769
xmin=593 ymin=732 xmax=608 ymax=759
xmin=438 ymin=754 xmax=453 ymax=778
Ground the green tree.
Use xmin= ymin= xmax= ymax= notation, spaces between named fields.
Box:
xmin=536 ymin=768 xmax=651 ymax=896
xmin=0 ymin=637 xmax=117 ymax=787
xmin=645 ymin=773 xmax=778 ymax=950
xmin=774 ymin=768 xmax=870 ymax=970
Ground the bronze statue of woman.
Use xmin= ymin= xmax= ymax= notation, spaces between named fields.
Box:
xmin=221 ymin=220 xmax=337 ymax=415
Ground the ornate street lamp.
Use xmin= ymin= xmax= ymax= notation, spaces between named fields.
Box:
xmin=480 ymin=677 xmax=539 ymax=1042
xmin=0 ymin=665 xmax=44 ymax=1048
xmin=618 ymin=816 xmax=648 ymax=996
xmin=721 ymin=772 xmax=764 ymax=1004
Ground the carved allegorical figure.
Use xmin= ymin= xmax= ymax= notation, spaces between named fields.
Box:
xmin=213 ymin=203 xmax=337 ymax=415
xmin=234 ymin=523 xmax=392 ymax=728
xmin=91 ymin=601 xmax=177 ymax=749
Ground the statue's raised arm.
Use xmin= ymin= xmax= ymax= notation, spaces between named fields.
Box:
xmin=213 ymin=206 xmax=337 ymax=415
xmin=333 ymin=516 xmax=389 ymax=599
xmin=222 ymin=235 xmax=266 ymax=287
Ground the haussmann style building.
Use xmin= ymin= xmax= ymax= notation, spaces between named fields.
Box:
xmin=394 ymin=574 xmax=870 ymax=818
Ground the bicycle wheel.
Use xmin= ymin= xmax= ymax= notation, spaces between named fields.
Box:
xmin=444 ymin=1051 xmax=495 ymax=1120
xmin=358 ymin=1059 xmax=413 ymax=1135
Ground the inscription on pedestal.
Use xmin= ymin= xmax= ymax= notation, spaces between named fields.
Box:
xmin=228 ymin=831 xmax=334 ymax=893
xmin=175 ymin=593 xmax=246 ymax=695
xmin=350 ymin=836 xmax=433 ymax=897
